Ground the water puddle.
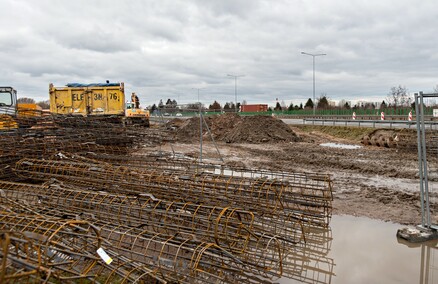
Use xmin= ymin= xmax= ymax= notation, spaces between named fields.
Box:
xmin=320 ymin=143 xmax=362 ymax=149
xmin=278 ymin=215 xmax=438 ymax=284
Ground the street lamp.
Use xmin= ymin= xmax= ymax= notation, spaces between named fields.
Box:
xmin=192 ymin=87 xmax=203 ymax=162
xmin=192 ymin=87 xmax=203 ymax=105
xmin=227 ymin=74 xmax=245 ymax=113
xmin=301 ymin=52 xmax=326 ymax=115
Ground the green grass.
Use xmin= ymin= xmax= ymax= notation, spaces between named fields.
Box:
xmin=293 ymin=125 xmax=377 ymax=141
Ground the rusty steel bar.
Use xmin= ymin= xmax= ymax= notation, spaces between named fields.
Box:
xmin=0 ymin=180 xmax=291 ymax=277
xmin=0 ymin=115 xmax=173 ymax=178
xmin=0 ymin=201 xmax=278 ymax=283
xmin=281 ymin=228 xmax=334 ymax=284
xmin=0 ymin=212 xmax=165 ymax=283
xmin=0 ymin=180 xmax=257 ymax=250
xmin=0 ymin=114 xmax=335 ymax=283
xmin=14 ymin=158 xmax=332 ymax=228
xmin=80 ymin=151 xmax=331 ymax=185
xmin=1 ymin=193 xmax=333 ymax=284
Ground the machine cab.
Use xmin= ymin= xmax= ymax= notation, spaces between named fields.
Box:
xmin=0 ymin=87 xmax=17 ymax=115
xmin=126 ymin=101 xmax=134 ymax=109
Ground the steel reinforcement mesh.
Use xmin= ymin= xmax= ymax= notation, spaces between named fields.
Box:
xmin=0 ymin=115 xmax=334 ymax=283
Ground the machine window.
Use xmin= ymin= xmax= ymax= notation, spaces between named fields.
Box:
xmin=0 ymin=92 xmax=12 ymax=106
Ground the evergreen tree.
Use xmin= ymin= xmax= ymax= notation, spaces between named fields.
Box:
xmin=317 ymin=95 xmax=329 ymax=109
xmin=37 ymin=100 xmax=50 ymax=109
xmin=209 ymin=100 xmax=221 ymax=110
xmin=304 ymin=98 xmax=313 ymax=109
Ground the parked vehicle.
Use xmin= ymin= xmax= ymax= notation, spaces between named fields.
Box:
xmin=49 ymin=82 xmax=149 ymax=126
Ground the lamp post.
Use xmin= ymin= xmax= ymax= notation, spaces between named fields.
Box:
xmin=192 ymin=87 xmax=203 ymax=162
xmin=227 ymin=74 xmax=245 ymax=112
xmin=301 ymin=52 xmax=326 ymax=115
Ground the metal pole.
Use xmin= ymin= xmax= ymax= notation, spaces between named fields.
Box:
xmin=227 ymin=74 xmax=244 ymax=113
xmin=415 ymin=93 xmax=426 ymax=227
xmin=235 ymin=76 xmax=237 ymax=113
xmin=301 ymin=52 xmax=326 ymax=116
xmin=199 ymin=89 xmax=202 ymax=163
xmin=419 ymin=93 xmax=431 ymax=227
xmin=420 ymin=244 xmax=426 ymax=284
xmin=313 ymin=56 xmax=315 ymax=115
xmin=192 ymin=88 xmax=203 ymax=163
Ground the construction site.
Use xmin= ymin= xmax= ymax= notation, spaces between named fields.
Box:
xmin=1 ymin=84 xmax=438 ymax=283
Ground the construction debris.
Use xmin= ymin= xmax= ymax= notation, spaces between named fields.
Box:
xmin=0 ymin=114 xmax=334 ymax=283
xmin=176 ymin=113 xmax=302 ymax=143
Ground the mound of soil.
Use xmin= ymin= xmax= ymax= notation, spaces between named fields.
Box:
xmin=175 ymin=113 xmax=301 ymax=144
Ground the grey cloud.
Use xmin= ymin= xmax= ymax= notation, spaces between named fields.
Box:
xmin=193 ymin=0 xmax=260 ymax=18
xmin=1 ymin=0 xmax=438 ymax=107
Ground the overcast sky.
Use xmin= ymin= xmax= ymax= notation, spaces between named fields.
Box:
xmin=1 ymin=0 xmax=437 ymax=107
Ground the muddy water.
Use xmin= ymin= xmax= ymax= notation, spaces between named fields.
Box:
xmin=278 ymin=215 xmax=438 ymax=284
xmin=320 ymin=142 xmax=363 ymax=149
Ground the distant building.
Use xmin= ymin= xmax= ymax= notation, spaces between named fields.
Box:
xmin=241 ymin=104 xmax=268 ymax=112
xmin=356 ymin=100 xmax=380 ymax=109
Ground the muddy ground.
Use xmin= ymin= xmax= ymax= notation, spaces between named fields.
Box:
xmin=156 ymin=115 xmax=438 ymax=226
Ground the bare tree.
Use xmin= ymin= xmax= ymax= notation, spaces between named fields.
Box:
xmin=280 ymin=100 xmax=287 ymax=109
xmin=338 ymin=99 xmax=347 ymax=108
xmin=338 ymin=99 xmax=351 ymax=109
xmin=387 ymin=85 xmax=411 ymax=108
xmin=184 ymin=103 xmax=202 ymax=111
xmin=17 ymin=97 xmax=36 ymax=104
xmin=434 ymin=84 xmax=438 ymax=93
xmin=37 ymin=100 xmax=50 ymax=109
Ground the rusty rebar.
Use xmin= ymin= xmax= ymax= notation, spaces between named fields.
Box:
xmin=0 ymin=212 xmax=165 ymax=283
xmin=14 ymin=158 xmax=332 ymax=228
xmin=0 ymin=202 xmax=277 ymax=283
xmin=1 ymin=114 xmax=335 ymax=283
xmin=0 ymin=180 xmax=290 ymax=278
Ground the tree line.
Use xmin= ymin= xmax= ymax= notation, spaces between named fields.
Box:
xmin=17 ymin=98 xmax=50 ymax=109
xmin=15 ymin=84 xmax=438 ymax=112
xmin=149 ymin=85 xmax=419 ymax=113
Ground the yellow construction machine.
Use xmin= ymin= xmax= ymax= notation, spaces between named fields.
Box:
xmin=124 ymin=92 xmax=150 ymax=126
xmin=0 ymin=87 xmax=43 ymax=130
xmin=0 ymin=86 xmax=19 ymax=130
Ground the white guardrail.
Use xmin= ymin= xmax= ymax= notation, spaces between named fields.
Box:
xmin=301 ymin=118 xmax=438 ymax=129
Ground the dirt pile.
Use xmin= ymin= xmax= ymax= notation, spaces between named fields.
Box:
xmin=175 ymin=113 xmax=301 ymax=143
